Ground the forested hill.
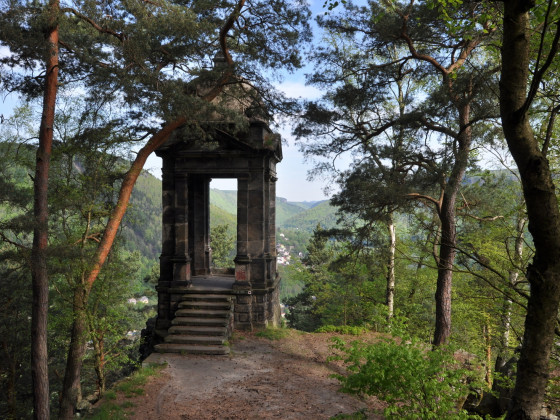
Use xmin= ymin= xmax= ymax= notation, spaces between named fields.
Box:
xmin=209 ymin=189 xmax=337 ymax=232
xmin=122 ymin=181 xmax=338 ymax=264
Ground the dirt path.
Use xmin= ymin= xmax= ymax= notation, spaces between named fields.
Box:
xmin=103 ymin=330 xmax=385 ymax=419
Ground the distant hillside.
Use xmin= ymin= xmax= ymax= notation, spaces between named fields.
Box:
xmin=279 ymin=200 xmax=339 ymax=232
xmin=122 ymin=171 xmax=163 ymax=264
xmin=209 ymin=189 xmax=337 ymax=231
xmin=210 ymin=203 xmax=236 ymax=236
xmin=287 ymin=200 xmax=324 ymax=210
xmin=276 ymin=197 xmax=311 ymax=225
xmin=210 ymin=189 xmax=237 ymax=215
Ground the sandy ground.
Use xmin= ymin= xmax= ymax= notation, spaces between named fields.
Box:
xmin=99 ymin=330 xmax=385 ymax=419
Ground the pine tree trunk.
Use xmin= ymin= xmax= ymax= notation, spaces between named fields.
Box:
xmin=433 ymin=106 xmax=471 ymax=346
xmin=501 ymin=1 xmax=560 ymax=417
xmin=59 ymin=286 xmax=88 ymax=420
xmin=433 ymin=201 xmax=456 ymax=345
xmin=31 ymin=2 xmax=59 ymax=418
xmin=386 ymin=214 xmax=396 ymax=319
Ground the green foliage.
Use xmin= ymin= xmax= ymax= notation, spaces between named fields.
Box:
xmin=278 ymin=263 xmax=305 ymax=301
xmin=330 ymin=337 xmax=484 ymax=419
xmin=122 ymin=171 xmax=163 ymax=269
xmin=316 ymin=325 xmax=368 ymax=336
xmin=210 ymin=224 xmax=235 ymax=268
xmin=85 ymin=364 xmax=165 ymax=419
xmin=280 ymin=201 xmax=339 ymax=232
xmin=86 ymin=402 xmax=128 ymax=420
xmin=330 ymin=410 xmax=367 ymax=420
xmin=285 ymin=225 xmax=388 ymax=331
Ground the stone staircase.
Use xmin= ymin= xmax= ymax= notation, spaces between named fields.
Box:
xmin=155 ymin=293 xmax=233 ymax=355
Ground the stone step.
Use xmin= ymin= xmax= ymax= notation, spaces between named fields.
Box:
xmin=171 ymin=316 xmax=228 ymax=327
xmin=175 ymin=308 xmax=230 ymax=318
xmin=154 ymin=343 xmax=230 ymax=355
xmin=168 ymin=325 xmax=226 ymax=336
xmin=182 ymin=293 xmax=232 ymax=301
xmin=164 ymin=334 xmax=226 ymax=345
xmin=178 ymin=301 xmax=232 ymax=310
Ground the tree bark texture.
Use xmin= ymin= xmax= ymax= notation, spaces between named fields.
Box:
xmin=59 ymin=286 xmax=88 ymax=420
xmin=31 ymin=2 xmax=59 ymax=418
xmin=386 ymin=215 xmax=396 ymax=319
xmin=432 ymin=105 xmax=471 ymax=346
xmin=501 ymin=1 xmax=560 ymax=418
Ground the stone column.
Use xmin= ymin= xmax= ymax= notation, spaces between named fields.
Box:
xmin=267 ymin=169 xmax=281 ymax=326
xmin=171 ymin=173 xmax=191 ymax=285
xmin=156 ymin=163 xmax=175 ymax=331
xmin=266 ymin=167 xmax=278 ymax=287
xmin=234 ymin=177 xmax=251 ymax=286
xmin=247 ymin=170 xmax=266 ymax=286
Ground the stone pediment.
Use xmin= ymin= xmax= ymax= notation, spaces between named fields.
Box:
xmin=157 ymin=121 xmax=282 ymax=162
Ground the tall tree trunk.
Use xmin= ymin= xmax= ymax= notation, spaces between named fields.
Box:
xmin=59 ymin=285 xmax=88 ymax=420
xmin=433 ymin=106 xmax=471 ymax=346
xmin=31 ymin=2 xmax=59 ymax=418
xmin=386 ymin=213 xmax=396 ymax=319
xmin=497 ymin=216 xmax=525 ymax=370
xmin=501 ymin=1 xmax=560 ymax=418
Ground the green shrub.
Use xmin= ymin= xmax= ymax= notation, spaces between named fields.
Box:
xmin=329 ymin=337 xmax=483 ymax=419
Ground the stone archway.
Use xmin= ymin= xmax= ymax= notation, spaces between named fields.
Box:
xmin=153 ymin=120 xmax=282 ymax=339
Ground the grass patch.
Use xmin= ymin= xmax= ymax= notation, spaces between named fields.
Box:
xmin=330 ymin=409 xmax=368 ymax=419
xmin=85 ymin=363 xmax=166 ymax=419
xmin=315 ymin=325 xmax=369 ymax=336
xmin=104 ymin=390 xmax=117 ymax=401
xmin=86 ymin=402 xmax=127 ymax=420
xmin=255 ymin=327 xmax=290 ymax=340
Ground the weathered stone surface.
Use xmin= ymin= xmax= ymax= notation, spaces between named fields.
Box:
xmin=154 ymin=91 xmax=281 ymax=333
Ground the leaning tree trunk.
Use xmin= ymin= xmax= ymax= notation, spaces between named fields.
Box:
xmin=433 ymin=107 xmax=471 ymax=347
xmin=31 ymin=1 xmax=59 ymax=418
xmin=83 ymin=0 xmax=243 ymax=291
xmin=501 ymin=1 xmax=560 ymax=418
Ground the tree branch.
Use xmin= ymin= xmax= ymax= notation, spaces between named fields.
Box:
xmin=62 ymin=8 xmax=126 ymax=42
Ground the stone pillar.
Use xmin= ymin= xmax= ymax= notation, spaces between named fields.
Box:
xmin=266 ymin=167 xmax=278 ymax=287
xmin=234 ymin=177 xmax=253 ymax=330
xmin=156 ymin=164 xmax=175 ymax=331
xmin=248 ymin=170 xmax=266 ymax=286
xmin=234 ymin=177 xmax=251 ymax=286
xmin=189 ymin=176 xmax=211 ymax=276
xmin=267 ymin=167 xmax=280 ymax=325
xmin=171 ymin=173 xmax=191 ymax=284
